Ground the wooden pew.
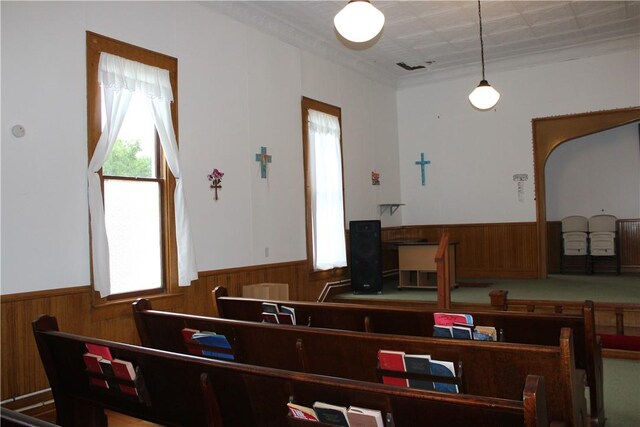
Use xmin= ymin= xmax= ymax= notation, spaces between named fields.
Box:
xmin=133 ymin=299 xmax=587 ymax=426
xmin=212 ymin=286 xmax=603 ymax=427
xmin=33 ymin=315 xmax=550 ymax=427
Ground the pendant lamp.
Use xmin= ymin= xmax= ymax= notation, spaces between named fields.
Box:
xmin=334 ymin=0 xmax=385 ymax=43
xmin=469 ymin=0 xmax=500 ymax=110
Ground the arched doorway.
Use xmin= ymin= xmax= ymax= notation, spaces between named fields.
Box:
xmin=533 ymin=106 xmax=640 ymax=278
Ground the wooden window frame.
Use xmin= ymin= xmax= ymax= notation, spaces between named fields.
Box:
xmin=86 ymin=32 xmax=180 ymax=308
xmin=301 ymin=96 xmax=348 ymax=279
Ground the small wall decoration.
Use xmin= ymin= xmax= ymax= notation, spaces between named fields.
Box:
xmin=415 ymin=152 xmax=431 ymax=186
xmin=207 ymin=168 xmax=224 ymax=201
xmin=371 ymin=171 xmax=380 ymax=185
xmin=513 ymin=173 xmax=528 ymax=202
xmin=255 ymin=146 xmax=272 ymax=179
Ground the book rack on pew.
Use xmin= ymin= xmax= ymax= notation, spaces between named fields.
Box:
xmin=133 ymin=298 xmax=588 ymax=427
xmin=33 ymin=314 xmax=551 ymax=427
xmin=212 ymin=286 xmax=603 ymax=427
xmin=376 ymin=361 xmax=465 ymax=393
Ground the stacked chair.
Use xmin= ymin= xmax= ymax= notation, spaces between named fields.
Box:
xmin=560 ymin=216 xmax=589 ymax=273
xmin=588 ymin=214 xmax=619 ymax=274
xmin=560 ymin=214 xmax=619 ymax=274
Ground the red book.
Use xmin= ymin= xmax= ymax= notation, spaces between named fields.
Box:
xmin=433 ymin=313 xmax=473 ymax=327
xmin=119 ymin=384 xmax=139 ymax=397
xmin=262 ymin=312 xmax=279 ymax=324
xmin=377 ymin=350 xmax=408 ymax=387
xmin=181 ymin=328 xmax=204 ymax=355
xmin=85 ymin=343 xmax=113 ymax=361
xmin=112 ymin=359 xmax=136 ymax=380
xmin=83 ymin=353 xmax=103 ymax=373
xmin=181 ymin=328 xmax=199 ymax=342
xmin=89 ymin=377 xmax=109 ymax=389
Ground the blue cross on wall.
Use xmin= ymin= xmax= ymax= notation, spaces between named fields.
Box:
xmin=255 ymin=146 xmax=272 ymax=179
xmin=415 ymin=152 xmax=431 ymax=186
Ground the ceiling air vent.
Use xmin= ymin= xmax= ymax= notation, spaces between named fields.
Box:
xmin=396 ymin=61 xmax=435 ymax=71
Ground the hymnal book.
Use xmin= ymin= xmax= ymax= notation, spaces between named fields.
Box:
xmin=430 ymin=359 xmax=458 ymax=393
xmin=280 ymin=305 xmax=296 ymax=325
xmin=89 ymin=377 xmax=109 ymax=389
xmin=85 ymin=343 xmax=113 ymax=361
xmin=277 ymin=312 xmax=294 ymax=325
xmin=313 ymin=402 xmax=350 ymax=427
xmin=191 ymin=332 xmax=234 ymax=360
xmin=432 ymin=325 xmax=453 ymax=338
xmin=261 ymin=312 xmax=279 ymax=324
xmin=181 ymin=328 xmax=205 ymax=355
xmin=287 ymin=402 xmax=318 ymax=421
xmin=473 ymin=326 xmax=497 ymax=341
xmin=98 ymin=359 xmax=114 ymax=377
xmin=261 ymin=302 xmax=279 ymax=314
xmin=112 ymin=359 xmax=136 ymax=380
xmin=403 ymin=354 xmax=433 ymax=390
xmin=83 ymin=352 xmax=103 ymax=373
xmin=377 ymin=350 xmax=408 ymax=387
xmin=119 ymin=384 xmax=139 ymax=397
xmin=452 ymin=324 xmax=474 ymax=340
xmin=433 ymin=313 xmax=473 ymax=326
xmin=347 ymin=406 xmax=384 ymax=427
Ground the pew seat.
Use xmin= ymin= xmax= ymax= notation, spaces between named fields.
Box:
xmin=212 ymin=286 xmax=602 ymax=427
xmin=33 ymin=315 xmax=550 ymax=427
xmin=133 ymin=299 xmax=588 ymax=426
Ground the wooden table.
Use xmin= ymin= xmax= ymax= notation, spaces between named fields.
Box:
xmin=396 ymin=241 xmax=457 ymax=290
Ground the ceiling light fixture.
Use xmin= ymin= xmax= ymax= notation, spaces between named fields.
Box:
xmin=468 ymin=0 xmax=500 ymax=110
xmin=334 ymin=0 xmax=385 ymax=43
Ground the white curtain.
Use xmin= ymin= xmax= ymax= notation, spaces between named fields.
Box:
xmin=88 ymin=52 xmax=197 ymax=297
xmin=308 ymin=109 xmax=347 ymax=270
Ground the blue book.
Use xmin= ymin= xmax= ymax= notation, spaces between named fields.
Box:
xmin=430 ymin=359 xmax=458 ymax=393
xmin=191 ymin=333 xmax=234 ymax=360
xmin=403 ymin=354 xmax=434 ymax=390
xmin=433 ymin=325 xmax=453 ymax=338
xmin=452 ymin=325 xmax=473 ymax=340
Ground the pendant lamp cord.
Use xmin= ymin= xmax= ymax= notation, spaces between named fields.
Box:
xmin=477 ymin=0 xmax=486 ymax=81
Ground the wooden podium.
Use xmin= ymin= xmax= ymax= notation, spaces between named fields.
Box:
xmin=397 ymin=240 xmax=457 ymax=290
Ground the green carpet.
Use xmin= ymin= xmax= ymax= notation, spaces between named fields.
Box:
xmin=603 ymin=358 xmax=640 ymax=427
xmin=337 ymin=273 xmax=640 ymax=304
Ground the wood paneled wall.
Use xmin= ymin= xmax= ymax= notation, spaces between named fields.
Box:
xmin=0 ymin=260 xmax=336 ymax=401
xmin=380 ymin=222 xmax=539 ymax=279
xmin=619 ymin=219 xmax=640 ymax=272
xmin=3 ymin=220 xmax=638 ymax=402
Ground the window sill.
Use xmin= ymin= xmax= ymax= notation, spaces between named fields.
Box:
xmin=91 ymin=291 xmax=184 ymax=322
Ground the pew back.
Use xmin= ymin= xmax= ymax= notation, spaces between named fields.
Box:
xmin=33 ymin=315 xmax=549 ymax=427
xmin=133 ymin=299 xmax=587 ymax=426
xmin=212 ymin=286 xmax=602 ymax=426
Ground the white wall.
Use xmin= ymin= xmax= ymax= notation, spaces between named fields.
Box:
xmin=0 ymin=1 xmax=400 ymax=294
xmin=545 ymin=123 xmax=640 ymax=221
xmin=397 ymin=49 xmax=640 ymax=225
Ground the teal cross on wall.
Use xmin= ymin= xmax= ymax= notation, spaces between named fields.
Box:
xmin=255 ymin=146 xmax=272 ymax=179
xmin=415 ymin=152 xmax=431 ymax=186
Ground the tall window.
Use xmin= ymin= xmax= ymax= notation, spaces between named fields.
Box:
xmin=87 ymin=32 xmax=197 ymax=299
xmin=102 ymin=92 xmax=163 ymax=295
xmin=301 ymin=97 xmax=347 ymax=271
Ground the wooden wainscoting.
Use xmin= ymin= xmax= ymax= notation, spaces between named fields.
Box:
xmin=0 ymin=260 xmax=344 ymax=402
xmin=380 ymin=222 xmax=539 ymax=279
xmin=619 ymin=219 xmax=640 ymax=273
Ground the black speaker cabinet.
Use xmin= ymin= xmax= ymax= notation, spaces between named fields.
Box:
xmin=349 ymin=220 xmax=383 ymax=294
